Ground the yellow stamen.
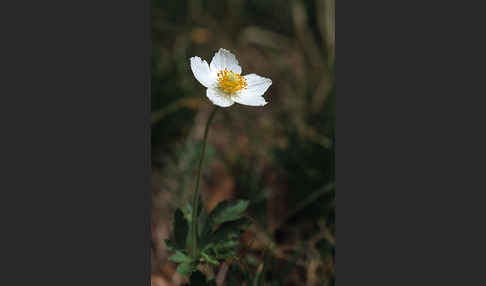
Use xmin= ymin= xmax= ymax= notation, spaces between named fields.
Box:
xmin=217 ymin=69 xmax=247 ymax=94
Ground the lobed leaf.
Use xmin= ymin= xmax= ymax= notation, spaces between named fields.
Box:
xmin=201 ymin=251 xmax=219 ymax=265
xmin=176 ymin=262 xmax=194 ymax=277
xmin=210 ymin=217 xmax=251 ymax=245
xmin=209 ymin=200 xmax=250 ymax=226
xmin=168 ymin=250 xmax=192 ymax=264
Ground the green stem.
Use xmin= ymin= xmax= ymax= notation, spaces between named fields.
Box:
xmin=191 ymin=106 xmax=217 ymax=258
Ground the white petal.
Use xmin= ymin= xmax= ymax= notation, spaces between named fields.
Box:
xmin=233 ymin=92 xmax=267 ymax=106
xmin=206 ymin=88 xmax=234 ymax=107
xmin=233 ymin=74 xmax=272 ymax=106
xmin=210 ymin=48 xmax=242 ymax=74
xmin=190 ymin=56 xmax=217 ymax=88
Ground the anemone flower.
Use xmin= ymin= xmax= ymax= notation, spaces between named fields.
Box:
xmin=190 ymin=48 xmax=272 ymax=107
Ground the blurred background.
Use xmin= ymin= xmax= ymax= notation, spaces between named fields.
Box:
xmin=151 ymin=0 xmax=334 ymax=285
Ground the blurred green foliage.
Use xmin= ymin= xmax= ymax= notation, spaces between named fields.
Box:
xmin=152 ymin=0 xmax=334 ymax=285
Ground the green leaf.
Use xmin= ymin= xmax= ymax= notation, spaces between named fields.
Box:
xmin=210 ymin=200 xmax=250 ymax=225
xmin=174 ymin=208 xmax=189 ymax=250
xmin=201 ymin=251 xmax=219 ymax=265
xmin=199 ymin=211 xmax=213 ymax=246
xmin=198 ymin=204 xmax=211 ymax=237
xmin=199 ymin=217 xmax=250 ymax=261
xmin=210 ymin=217 xmax=251 ymax=245
xmin=214 ymin=240 xmax=240 ymax=250
xmin=176 ymin=262 xmax=194 ymax=277
xmin=202 ymin=243 xmax=238 ymax=260
xmin=169 ymin=251 xmax=192 ymax=263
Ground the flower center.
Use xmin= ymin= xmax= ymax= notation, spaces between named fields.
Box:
xmin=217 ymin=69 xmax=247 ymax=94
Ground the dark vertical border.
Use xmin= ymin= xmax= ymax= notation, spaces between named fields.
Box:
xmin=339 ymin=1 xmax=486 ymax=286
xmin=1 ymin=0 xmax=151 ymax=285
xmin=144 ymin=0 xmax=153 ymax=284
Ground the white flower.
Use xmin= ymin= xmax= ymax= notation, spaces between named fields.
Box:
xmin=190 ymin=48 xmax=272 ymax=107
